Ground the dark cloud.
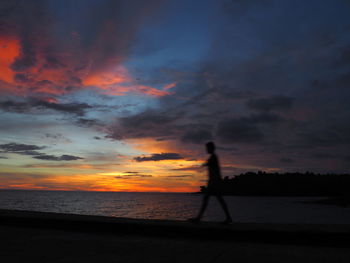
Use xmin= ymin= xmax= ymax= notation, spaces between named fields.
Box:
xmin=101 ymin=8 xmax=350 ymax=172
xmin=223 ymin=0 xmax=272 ymax=15
xmin=0 ymin=99 xmax=92 ymax=116
xmin=248 ymin=113 xmax=284 ymax=123
xmin=42 ymin=56 xmax=66 ymax=69
xmin=0 ymin=142 xmax=45 ymax=156
xmin=115 ymin=172 xmax=152 ymax=179
xmin=298 ymin=129 xmax=346 ymax=148
xmin=333 ymin=45 xmax=350 ymax=68
xmin=181 ymin=129 xmax=212 ymax=144
xmin=134 ymin=153 xmax=183 ymax=162
xmin=10 ymin=40 xmax=37 ymax=72
xmin=0 ymin=143 xmax=45 ymax=153
xmin=76 ymin=118 xmax=100 ymax=127
xmin=246 ymin=95 xmax=294 ymax=112
xmin=310 ymin=152 xmax=350 ymax=162
xmin=36 ymin=80 xmax=53 ymax=86
xmin=14 ymin=73 xmax=32 ymax=83
xmin=107 ymin=109 xmax=180 ymax=140
xmin=311 ymin=153 xmax=337 ymax=159
xmin=33 ymin=154 xmax=83 ymax=161
xmin=5 ymin=1 xmax=45 ymax=72
xmin=69 ymin=77 xmax=82 ymax=85
xmin=279 ymin=158 xmax=294 ymax=163
xmin=121 ymin=109 xmax=179 ymax=127
xmin=0 ymin=101 xmax=28 ymax=112
xmin=335 ymin=71 xmax=350 ymax=88
xmin=216 ymin=118 xmax=263 ymax=144
xmin=35 ymin=101 xmax=92 ymax=116
xmin=0 ymin=142 xmax=82 ymax=161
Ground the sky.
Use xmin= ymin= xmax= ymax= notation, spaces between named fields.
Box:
xmin=1 ymin=0 xmax=350 ymax=192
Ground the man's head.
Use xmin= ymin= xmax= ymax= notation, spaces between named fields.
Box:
xmin=206 ymin=141 xmax=216 ymax=154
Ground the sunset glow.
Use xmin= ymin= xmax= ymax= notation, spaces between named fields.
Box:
xmin=1 ymin=0 xmax=350 ymax=192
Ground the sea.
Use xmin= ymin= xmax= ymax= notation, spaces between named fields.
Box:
xmin=0 ymin=190 xmax=350 ymax=224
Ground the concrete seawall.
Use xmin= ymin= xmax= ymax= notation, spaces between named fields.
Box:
xmin=1 ymin=209 xmax=350 ymax=247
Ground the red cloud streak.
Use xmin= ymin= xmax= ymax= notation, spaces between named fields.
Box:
xmin=0 ymin=0 xmax=171 ymax=98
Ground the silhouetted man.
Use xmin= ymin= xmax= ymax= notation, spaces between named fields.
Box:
xmin=190 ymin=142 xmax=233 ymax=224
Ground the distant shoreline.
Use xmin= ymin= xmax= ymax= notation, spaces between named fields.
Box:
xmin=200 ymin=172 xmax=350 ymax=197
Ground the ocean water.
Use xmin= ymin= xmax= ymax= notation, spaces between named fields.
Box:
xmin=0 ymin=190 xmax=350 ymax=224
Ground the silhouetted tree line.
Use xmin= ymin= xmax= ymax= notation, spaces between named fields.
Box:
xmin=200 ymin=171 xmax=350 ymax=196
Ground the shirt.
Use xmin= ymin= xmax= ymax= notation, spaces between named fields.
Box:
xmin=206 ymin=153 xmax=222 ymax=184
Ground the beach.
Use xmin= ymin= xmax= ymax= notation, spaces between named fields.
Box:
xmin=1 ymin=209 xmax=350 ymax=262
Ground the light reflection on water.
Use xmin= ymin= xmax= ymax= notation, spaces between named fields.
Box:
xmin=0 ymin=190 xmax=350 ymax=224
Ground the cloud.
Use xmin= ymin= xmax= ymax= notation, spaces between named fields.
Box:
xmin=248 ymin=112 xmax=284 ymax=123
xmin=333 ymin=45 xmax=350 ymax=68
xmin=35 ymin=101 xmax=92 ymax=116
xmin=1 ymin=0 xmax=350 ymax=176
xmin=75 ymin=118 xmax=100 ymax=127
xmin=308 ymin=152 xmax=350 ymax=163
xmin=13 ymin=73 xmax=32 ymax=83
xmin=115 ymin=172 xmax=153 ymax=179
xmin=0 ymin=0 xmax=167 ymax=98
xmin=0 ymin=142 xmax=83 ymax=161
xmin=246 ymin=95 xmax=294 ymax=112
xmin=42 ymin=56 xmax=66 ymax=70
xmin=279 ymin=158 xmax=294 ymax=163
xmin=99 ymin=9 xmax=350 ymax=171
xmin=223 ymin=0 xmax=272 ymax=15
xmin=121 ymin=109 xmax=178 ymax=127
xmin=134 ymin=153 xmax=183 ymax=162
xmin=216 ymin=118 xmax=264 ymax=144
xmin=0 ymin=143 xmax=45 ymax=153
xmin=33 ymin=154 xmax=83 ymax=161
xmin=0 ymin=99 xmax=92 ymax=116
xmin=107 ymin=109 xmax=181 ymax=140
xmin=181 ymin=129 xmax=212 ymax=144
xmin=10 ymin=43 xmax=37 ymax=72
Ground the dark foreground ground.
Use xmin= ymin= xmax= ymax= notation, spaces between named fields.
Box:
xmin=1 ymin=209 xmax=350 ymax=262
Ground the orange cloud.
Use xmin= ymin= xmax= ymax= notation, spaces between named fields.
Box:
xmin=0 ymin=37 xmax=20 ymax=85
xmin=0 ymin=0 xmax=170 ymax=98
xmin=83 ymin=67 xmax=175 ymax=97
xmin=126 ymin=138 xmax=176 ymax=154
xmin=163 ymin=82 xmax=177 ymax=90
xmin=0 ymin=37 xmax=175 ymax=98
xmin=82 ymin=66 xmax=130 ymax=87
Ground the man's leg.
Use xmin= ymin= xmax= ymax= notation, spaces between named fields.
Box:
xmin=197 ymin=194 xmax=210 ymax=219
xmin=216 ymin=195 xmax=232 ymax=222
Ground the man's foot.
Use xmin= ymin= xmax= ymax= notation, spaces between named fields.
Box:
xmin=221 ymin=218 xmax=233 ymax=225
xmin=187 ymin=217 xmax=201 ymax=224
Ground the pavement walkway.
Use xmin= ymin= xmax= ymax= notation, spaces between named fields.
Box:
xmin=1 ymin=209 xmax=350 ymax=262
